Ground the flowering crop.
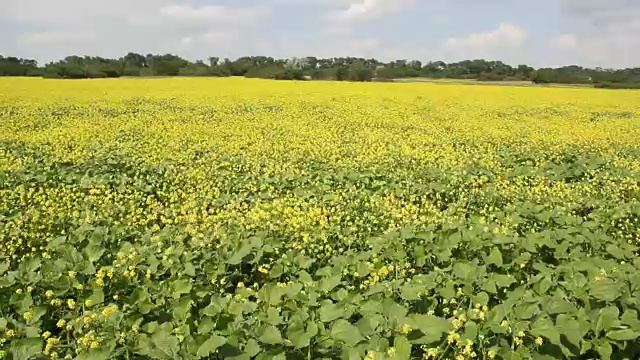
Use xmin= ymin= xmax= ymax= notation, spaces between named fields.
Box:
xmin=1 ymin=77 xmax=640 ymax=359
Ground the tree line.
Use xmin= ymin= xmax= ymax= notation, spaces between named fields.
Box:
xmin=1 ymin=53 xmax=639 ymax=88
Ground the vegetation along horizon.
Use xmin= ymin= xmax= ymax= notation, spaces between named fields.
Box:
xmin=1 ymin=77 xmax=640 ymax=360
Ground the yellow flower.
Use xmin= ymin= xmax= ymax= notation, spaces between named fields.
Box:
xmin=56 ymin=319 xmax=66 ymax=328
xmin=42 ymin=331 xmax=52 ymax=339
xmin=45 ymin=290 xmax=55 ymax=298
xmin=67 ymin=299 xmax=76 ymax=309
xmin=401 ymin=323 xmax=412 ymax=334
xmin=535 ymin=337 xmax=543 ymax=345
xmin=487 ymin=350 xmax=496 ymax=359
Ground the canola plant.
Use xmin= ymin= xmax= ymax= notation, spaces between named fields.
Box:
xmin=1 ymin=77 xmax=640 ymax=359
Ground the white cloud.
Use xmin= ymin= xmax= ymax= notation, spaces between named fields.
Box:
xmin=552 ymin=33 xmax=578 ymax=49
xmin=0 ymin=0 xmax=273 ymax=62
xmin=131 ymin=4 xmax=272 ymax=27
xmin=557 ymin=0 xmax=640 ymax=67
xmin=327 ymin=0 xmax=415 ymax=23
xmin=446 ymin=23 xmax=526 ymax=49
xmin=25 ymin=31 xmax=96 ymax=45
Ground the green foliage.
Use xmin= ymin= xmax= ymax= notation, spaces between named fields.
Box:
xmin=1 ymin=83 xmax=640 ymax=359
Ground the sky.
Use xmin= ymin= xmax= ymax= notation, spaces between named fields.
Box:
xmin=1 ymin=0 xmax=639 ymax=68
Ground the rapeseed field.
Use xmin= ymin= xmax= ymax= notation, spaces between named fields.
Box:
xmin=1 ymin=77 xmax=640 ymax=359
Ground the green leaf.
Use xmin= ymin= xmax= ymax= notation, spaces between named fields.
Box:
xmin=596 ymin=307 xmax=620 ymax=334
xmin=399 ymin=283 xmax=423 ymax=301
xmin=184 ymin=263 xmax=196 ymax=277
xmin=589 ymin=280 xmax=620 ymax=302
xmin=151 ymin=330 xmax=180 ymax=360
xmin=330 ymin=319 xmax=364 ymax=347
xmin=382 ymin=299 xmax=408 ymax=324
xmin=473 ymin=292 xmax=490 ymax=306
xmin=75 ymin=349 xmax=111 ymax=360
xmin=319 ymin=302 xmax=344 ymax=322
xmin=84 ymin=241 xmax=105 ymax=263
xmin=319 ymin=275 xmax=342 ymax=292
xmin=287 ymin=323 xmax=317 ymax=349
xmin=409 ymin=314 xmax=452 ymax=343
xmin=244 ymin=339 xmax=261 ymax=357
xmin=453 ymin=262 xmax=475 ymax=281
xmin=595 ymin=341 xmax=612 ymax=360
xmin=173 ymin=297 xmax=192 ymax=322
xmin=258 ymin=325 xmax=283 ymax=345
xmin=546 ymin=296 xmax=576 ymax=314
xmin=621 ymin=310 xmax=640 ymax=331
xmin=226 ymin=244 xmax=253 ymax=265
xmin=172 ymin=279 xmax=192 ymax=299
xmin=197 ymin=317 xmax=215 ymax=335
xmin=530 ymin=317 xmax=561 ymax=345
xmin=26 ymin=306 xmax=47 ymax=326
xmin=556 ymin=315 xmax=583 ymax=348
xmin=196 ymin=335 xmax=227 ymax=358
xmin=515 ymin=302 xmax=539 ymax=320
xmin=393 ymin=336 xmax=411 ymax=360
xmin=493 ymin=274 xmax=516 ymax=288
xmin=0 ymin=261 xmax=8 ymax=275
xmin=88 ymin=287 xmax=105 ymax=306
xmin=486 ymin=248 xmax=503 ymax=267
xmin=10 ymin=338 xmax=43 ymax=360
xmin=0 ymin=318 xmax=7 ymax=331
xmin=606 ymin=329 xmax=639 ymax=341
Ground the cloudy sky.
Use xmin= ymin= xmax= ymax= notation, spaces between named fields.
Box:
xmin=1 ymin=0 xmax=639 ymax=68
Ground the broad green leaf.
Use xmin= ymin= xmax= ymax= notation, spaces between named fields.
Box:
xmin=473 ymin=292 xmax=490 ymax=306
xmin=84 ymin=241 xmax=105 ymax=263
xmin=595 ymin=341 xmax=612 ymax=360
xmin=151 ymin=330 xmax=180 ymax=360
xmin=493 ymin=274 xmax=516 ymax=288
xmin=546 ymin=296 xmax=576 ymax=314
xmin=197 ymin=317 xmax=215 ymax=335
xmin=88 ymin=287 xmax=105 ymax=306
xmin=530 ymin=317 xmax=561 ymax=345
xmin=556 ymin=315 xmax=583 ymax=348
xmin=184 ymin=263 xmax=196 ymax=277
xmin=621 ymin=310 xmax=640 ymax=331
xmin=226 ymin=244 xmax=253 ymax=265
xmin=409 ymin=314 xmax=452 ymax=343
xmin=330 ymin=319 xmax=364 ymax=347
xmin=10 ymin=338 xmax=43 ymax=360
xmin=596 ymin=307 xmax=620 ymax=334
xmin=173 ymin=297 xmax=192 ymax=322
xmin=399 ymin=283 xmax=423 ymax=301
xmin=382 ymin=300 xmax=408 ymax=325
xmin=196 ymin=335 xmax=227 ymax=358
xmin=26 ymin=306 xmax=46 ymax=326
xmin=319 ymin=302 xmax=344 ymax=322
xmin=172 ymin=279 xmax=192 ymax=299
xmin=0 ymin=318 xmax=7 ymax=331
xmin=515 ymin=302 xmax=539 ymax=320
xmin=0 ymin=261 xmax=8 ymax=275
xmin=319 ymin=275 xmax=342 ymax=292
xmin=486 ymin=247 xmax=503 ymax=267
xmin=75 ymin=349 xmax=111 ymax=360
xmin=244 ymin=339 xmax=261 ymax=357
xmin=606 ymin=329 xmax=639 ymax=341
xmin=453 ymin=262 xmax=475 ymax=281
xmin=258 ymin=325 xmax=283 ymax=345
xmin=589 ymin=280 xmax=620 ymax=302
xmin=393 ymin=336 xmax=411 ymax=360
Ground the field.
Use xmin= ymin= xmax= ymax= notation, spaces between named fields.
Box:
xmin=1 ymin=77 xmax=640 ymax=360
xmin=391 ymin=78 xmax=593 ymax=88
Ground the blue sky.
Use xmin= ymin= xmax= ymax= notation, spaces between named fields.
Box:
xmin=1 ymin=0 xmax=639 ymax=68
